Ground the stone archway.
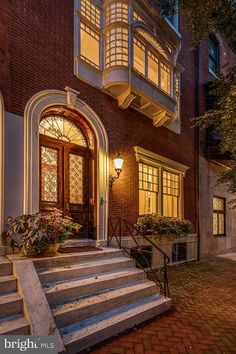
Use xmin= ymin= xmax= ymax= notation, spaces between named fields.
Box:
xmin=24 ymin=89 xmax=109 ymax=243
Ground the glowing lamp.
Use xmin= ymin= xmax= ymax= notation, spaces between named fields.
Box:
xmin=109 ymin=153 xmax=124 ymax=187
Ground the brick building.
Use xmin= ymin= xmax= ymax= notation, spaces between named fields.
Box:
xmin=0 ymin=0 xmax=235 ymax=258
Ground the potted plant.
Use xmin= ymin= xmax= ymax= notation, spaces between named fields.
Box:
xmin=5 ymin=209 xmax=81 ymax=257
xmin=133 ymin=214 xmax=192 ymax=242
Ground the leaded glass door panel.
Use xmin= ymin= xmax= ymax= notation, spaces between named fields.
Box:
xmin=39 ymin=135 xmax=93 ymax=238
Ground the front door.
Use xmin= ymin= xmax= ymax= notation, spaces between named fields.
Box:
xmin=39 ymin=135 xmax=94 ymax=238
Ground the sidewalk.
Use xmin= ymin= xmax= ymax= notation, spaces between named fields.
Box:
xmin=89 ymin=255 xmax=236 ymax=354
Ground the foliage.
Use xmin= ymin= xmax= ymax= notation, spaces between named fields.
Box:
xmin=133 ymin=214 xmax=192 ymax=239
xmin=5 ymin=209 xmax=81 ymax=257
xmin=158 ymin=0 xmax=236 ymax=46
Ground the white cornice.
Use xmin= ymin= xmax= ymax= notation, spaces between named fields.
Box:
xmin=134 ymin=146 xmax=189 ymax=176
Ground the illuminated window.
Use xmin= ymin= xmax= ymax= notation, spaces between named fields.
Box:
xmin=163 ymin=171 xmax=180 ymax=217
xmin=81 ymin=0 xmax=101 ymax=28
xmin=39 ymin=116 xmax=87 ymax=147
xmin=105 ymin=27 xmax=128 ymax=68
xmin=106 ymin=2 xmax=129 ymax=25
xmin=139 ymin=163 xmax=159 ymax=215
xmin=148 ymin=51 xmax=159 ymax=85
xmin=161 ymin=62 xmax=171 ymax=94
xmin=209 ymin=36 xmax=219 ymax=75
xmin=133 ymin=37 xmax=145 ymax=75
xmin=139 ymin=163 xmax=182 ymax=217
xmin=80 ymin=22 xmax=100 ymax=68
xmin=133 ymin=10 xmax=144 ymax=22
xmin=213 ymin=197 xmax=225 ymax=236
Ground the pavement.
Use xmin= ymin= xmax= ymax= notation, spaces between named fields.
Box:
xmin=89 ymin=254 xmax=236 ymax=354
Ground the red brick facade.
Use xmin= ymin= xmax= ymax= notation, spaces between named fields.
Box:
xmin=0 ymin=0 xmax=207 ymax=231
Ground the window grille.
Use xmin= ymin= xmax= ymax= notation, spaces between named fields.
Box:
xmin=213 ymin=196 xmax=225 ymax=236
xmin=161 ymin=62 xmax=171 ymax=94
xmin=39 ymin=116 xmax=87 ymax=147
xmin=148 ymin=50 xmax=159 ymax=85
xmin=105 ymin=1 xmax=129 ymax=25
xmin=163 ymin=170 xmax=180 ymax=217
xmin=81 ymin=0 xmax=101 ymax=28
xmin=133 ymin=37 xmax=146 ymax=75
xmin=105 ymin=27 xmax=129 ymax=68
xmin=80 ymin=21 xmax=100 ymax=68
xmin=139 ymin=163 xmax=158 ymax=215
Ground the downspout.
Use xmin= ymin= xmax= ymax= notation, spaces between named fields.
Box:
xmin=195 ymin=45 xmax=201 ymax=261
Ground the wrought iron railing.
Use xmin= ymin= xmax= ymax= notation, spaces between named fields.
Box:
xmin=108 ymin=218 xmax=170 ymax=297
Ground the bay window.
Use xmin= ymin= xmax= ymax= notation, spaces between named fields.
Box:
xmin=139 ymin=162 xmax=182 ymax=217
xmin=105 ymin=27 xmax=129 ymax=68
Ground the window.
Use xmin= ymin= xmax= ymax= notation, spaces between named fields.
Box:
xmin=133 ymin=37 xmax=145 ymax=75
xmin=79 ymin=0 xmax=101 ymax=69
xmin=39 ymin=116 xmax=87 ymax=147
xmin=209 ymin=36 xmax=219 ymax=75
xmin=81 ymin=0 xmax=101 ymax=28
xmin=139 ymin=163 xmax=159 ymax=215
xmin=172 ymin=243 xmax=187 ymax=263
xmin=105 ymin=27 xmax=128 ymax=68
xmin=161 ymin=62 xmax=171 ymax=94
xmin=139 ymin=163 xmax=182 ymax=217
xmin=80 ymin=22 xmax=100 ymax=68
xmin=213 ymin=196 xmax=225 ymax=236
xmin=106 ymin=1 xmax=128 ymax=25
xmin=148 ymin=51 xmax=159 ymax=85
xmin=133 ymin=10 xmax=144 ymax=22
xmin=163 ymin=171 xmax=180 ymax=217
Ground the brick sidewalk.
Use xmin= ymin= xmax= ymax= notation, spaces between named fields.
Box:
xmin=89 ymin=256 xmax=236 ymax=354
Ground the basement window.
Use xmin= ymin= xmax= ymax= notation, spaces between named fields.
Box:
xmin=172 ymin=243 xmax=187 ymax=263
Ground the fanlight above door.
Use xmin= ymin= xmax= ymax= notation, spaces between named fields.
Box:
xmin=39 ymin=115 xmax=87 ymax=147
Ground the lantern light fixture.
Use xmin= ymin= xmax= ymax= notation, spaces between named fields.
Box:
xmin=109 ymin=153 xmax=124 ymax=187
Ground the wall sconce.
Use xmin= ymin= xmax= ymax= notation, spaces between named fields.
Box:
xmin=109 ymin=153 xmax=124 ymax=187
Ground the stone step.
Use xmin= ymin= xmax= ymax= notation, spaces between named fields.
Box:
xmin=44 ymin=268 xmax=146 ymax=305
xmin=0 ymin=293 xmax=22 ymax=319
xmin=0 ymin=256 xmax=12 ymax=276
xmin=33 ymin=248 xmax=123 ymax=269
xmin=0 ymin=315 xmax=30 ymax=335
xmin=61 ymin=295 xmax=172 ymax=354
xmin=0 ymin=275 xmax=17 ymax=294
xmin=38 ymin=257 xmax=134 ymax=285
xmin=53 ymin=280 xmax=157 ymax=328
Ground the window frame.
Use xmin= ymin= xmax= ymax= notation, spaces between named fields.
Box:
xmin=138 ymin=162 xmax=183 ymax=218
xmin=213 ymin=196 xmax=226 ymax=237
xmin=208 ymin=36 xmax=220 ymax=76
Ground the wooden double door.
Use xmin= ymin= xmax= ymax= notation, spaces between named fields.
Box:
xmin=39 ymin=135 xmax=95 ymax=238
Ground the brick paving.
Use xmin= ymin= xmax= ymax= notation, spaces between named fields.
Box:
xmin=89 ymin=256 xmax=236 ymax=354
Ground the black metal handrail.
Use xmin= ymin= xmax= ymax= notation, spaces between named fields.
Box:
xmin=108 ymin=218 xmax=170 ymax=297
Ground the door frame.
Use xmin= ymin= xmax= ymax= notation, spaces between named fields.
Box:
xmin=24 ymin=90 xmax=109 ymax=245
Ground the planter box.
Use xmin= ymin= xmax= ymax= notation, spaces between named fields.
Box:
xmin=109 ymin=234 xmax=198 ymax=267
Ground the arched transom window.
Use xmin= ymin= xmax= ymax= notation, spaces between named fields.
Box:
xmin=39 ymin=116 xmax=87 ymax=147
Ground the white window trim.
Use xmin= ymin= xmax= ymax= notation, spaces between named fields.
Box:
xmin=134 ymin=146 xmax=189 ymax=176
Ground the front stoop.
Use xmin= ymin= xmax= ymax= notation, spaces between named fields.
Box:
xmin=0 ymin=256 xmax=30 ymax=335
xmin=34 ymin=248 xmax=171 ymax=354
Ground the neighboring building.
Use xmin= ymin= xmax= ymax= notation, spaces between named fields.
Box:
xmin=0 ymin=0 xmax=235 ymax=259
xmin=197 ymin=35 xmax=236 ymax=256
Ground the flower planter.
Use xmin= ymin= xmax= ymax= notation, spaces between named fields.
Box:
xmin=43 ymin=243 xmax=60 ymax=256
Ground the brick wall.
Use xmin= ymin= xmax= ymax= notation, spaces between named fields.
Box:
xmin=0 ymin=0 xmax=197 ymax=229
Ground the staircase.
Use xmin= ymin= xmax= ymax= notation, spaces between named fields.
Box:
xmin=34 ymin=248 xmax=171 ymax=354
xmin=0 ymin=256 xmax=30 ymax=335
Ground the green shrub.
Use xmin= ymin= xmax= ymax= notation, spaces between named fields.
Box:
xmin=6 ymin=209 xmax=81 ymax=257
xmin=133 ymin=214 xmax=192 ymax=239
